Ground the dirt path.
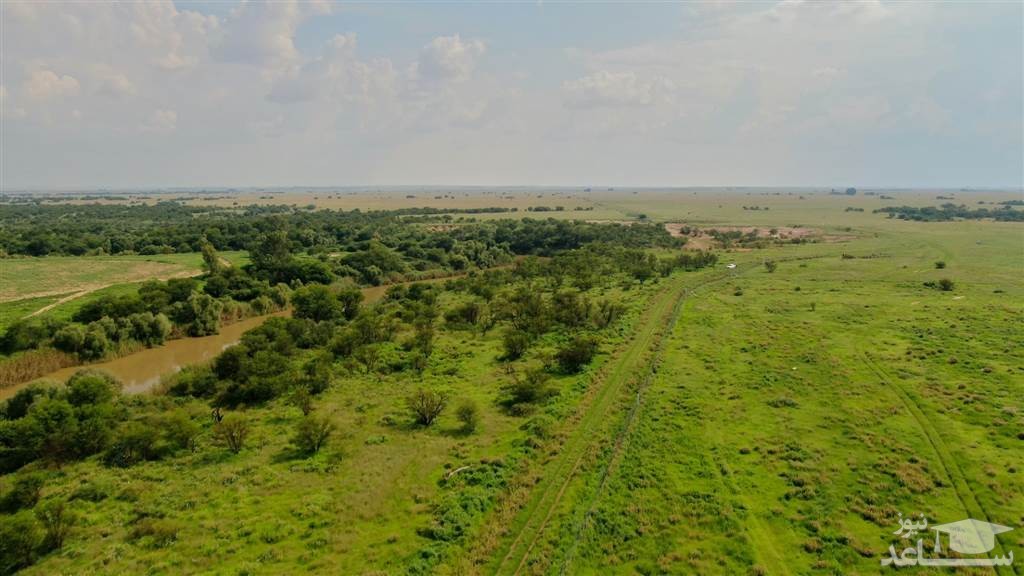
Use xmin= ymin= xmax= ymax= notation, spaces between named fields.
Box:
xmin=21 ymin=268 xmax=205 ymax=320
xmin=859 ymin=351 xmax=1018 ymax=576
xmin=25 ymin=290 xmax=91 ymax=318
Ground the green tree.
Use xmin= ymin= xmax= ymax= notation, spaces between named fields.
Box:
xmin=36 ymin=499 xmax=74 ymax=552
xmin=185 ymin=292 xmax=223 ymax=336
xmin=213 ymin=414 xmax=249 ymax=454
xmin=66 ymin=370 xmax=120 ymax=407
xmin=200 ymin=238 xmax=222 ymax=275
xmin=80 ymin=324 xmax=110 ymax=360
xmin=292 ymin=285 xmax=343 ymax=323
xmin=292 ymin=414 xmax=335 ymax=455
xmin=0 ymin=511 xmax=41 ymax=573
xmin=52 ymin=324 xmax=86 ymax=354
xmin=555 ymin=335 xmax=599 ymax=374
xmin=505 ymin=368 xmax=556 ymax=407
xmin=502 ymin=329 xmax=531 ymax=361
xmin=407 ymin=388 xmax=447 ymax=426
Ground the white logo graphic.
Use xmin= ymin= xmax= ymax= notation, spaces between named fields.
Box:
xmin=882 ymin=513 xmax=1015 ymax=568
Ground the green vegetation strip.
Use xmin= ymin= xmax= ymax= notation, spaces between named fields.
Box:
xmin=492 ymin=271 xmax=712 ymax=575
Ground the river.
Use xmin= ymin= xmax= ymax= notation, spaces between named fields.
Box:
xmin=0 ymin=278 xmax=447 ymax=401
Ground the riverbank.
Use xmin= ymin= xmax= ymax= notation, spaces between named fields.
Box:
xmin=0 ymin=270 xmax=483 ymax=401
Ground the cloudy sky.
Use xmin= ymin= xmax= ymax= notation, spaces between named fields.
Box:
xmin=2 ymin=1 xmax=1021 ymax=189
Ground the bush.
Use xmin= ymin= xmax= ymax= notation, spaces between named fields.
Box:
xmin=407 ymin=388 xmax=447 ymax=426
xmin=501 ymin=329 xmax=530 ymax=361
xmin=934 ymin=261 xmax=946 ymax=269
xmin=0 ymin=472 xmax=45 ymax=513
xmin=66 ymin=370 xmax=120 ymax=407
xmin=505 ymin=368 xmax=556 ymax=407
xmin=764 ymin=260 xmax=778 ymax=273
xmin=938 ymin=278 xmax=954 ymax=291
xmin=0 ymin=511 xmax=41 ymax=573
xmin=36 ymin=499 xmax=74 ymax=552
xmin=555 ymin=335 xmax=599 ymax=374
xmin=214 ymin=414 xmax=249 ymax=454
xmin=455 ymin=399 xmax=480 ymax=433
xmin=103 ymin=421 xmax=162 ymax=467
xmin=292 ymin=414 xmax=335 ymax=455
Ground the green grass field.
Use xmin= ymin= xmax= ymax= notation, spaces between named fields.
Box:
xmin=0 ymin=251 xmax=250 ymax=328
xmin=3 ymin=191 xmax=1022 ymax=575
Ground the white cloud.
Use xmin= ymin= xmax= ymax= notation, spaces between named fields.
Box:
xmin=563 ymin=70 xmax=671 ymax=109
xmin=24 ymin=70 xmax=81 ymax=101
xmin=96 ymin=71 xmax=137 ymax=98
xmin=214 ymin=1 xmax=329 ymax=75
xmin=415 ymin=35 xmax=486 ymax=84
xmin=140 ymin=108 xmax=178 ymax=133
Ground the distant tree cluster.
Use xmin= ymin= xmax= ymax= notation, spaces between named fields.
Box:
xmin=874 ymin=203 xmax=1024 ymax=222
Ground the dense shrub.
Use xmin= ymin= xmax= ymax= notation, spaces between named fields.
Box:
xmin=456 ymin=399 xmax=480 ymax=433
xmin=555 ymin=335 xmax=599 ymax=374
xmin=292 ymin=414 xmax=335 ymax=455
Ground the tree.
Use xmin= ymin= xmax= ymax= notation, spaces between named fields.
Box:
xmin=289 ymin=386 xmax=314 ymax=416
xmin=66 ymin=370 xmax=120 ymax=407
xmin=0 ymin=511 xmax=41 ymax=574
xmin=292 ymin=414 xmax=335 ymax=455
xmin=250 ymin=231 xmax=294 ymax=282
xmin=80 ymin=324 xmax=110 ymax=360
xmin=52 ymin=324 xmax=86 ymax=354
xmin=502 ymin=329 xmax=531 ymax=361
xmin=336 ymin=285 xmax=363 ymax=320
xmin=504 ymin=368 xmax=556 ymax=408
xmin=36 ymin=499 xmax=74 ymax=552
xmin=185 ymin=292 xmax=223 ymax=336
xmin=591 ymin=300 xmax=624 ymax=329
xmin=213 ymin=414 xmax=249 ymax=454
xmin=455 ymin=399 xmax=480 ymax=433
xmin=407 ymin=388 xmax=447 ymax=426
xmin=555 ymin=335 xmax=599 ymax=374
xmin=292 ymin=285 xmax=343 ymax=323
xmin=200 ymin=239 xmax=222 ymax=276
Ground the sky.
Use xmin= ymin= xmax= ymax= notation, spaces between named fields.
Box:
xmin=1 ymin=1 xmax=1022 ymax=190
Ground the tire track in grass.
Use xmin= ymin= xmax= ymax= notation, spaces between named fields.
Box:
xmin=710 ymin=453 xmax=792 ymax=576
xmin=489 ymin=256 xmax=831 ymax=575
xmin=557 ymin=266 xmax=764 ymax=574
xmin=490 ymin=276 xmax=689 ymax=576
xmin=860 ymin=351 xmax=1018 ymax=576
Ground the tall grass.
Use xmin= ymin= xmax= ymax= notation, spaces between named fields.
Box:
xmin=0 ymin=348 xmax=78 ymax=389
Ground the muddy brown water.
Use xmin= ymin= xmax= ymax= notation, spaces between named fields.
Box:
xmin=0 ymin=278 xmax=446 ymax=401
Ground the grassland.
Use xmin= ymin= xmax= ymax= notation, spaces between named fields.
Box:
xmin=2 ymin=189 xmax=1021 ymax=575
xmin=479 ymin=220 xmax=1023 ymax=575
xmin=0 ymin=251 xmax=249 ymax=328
